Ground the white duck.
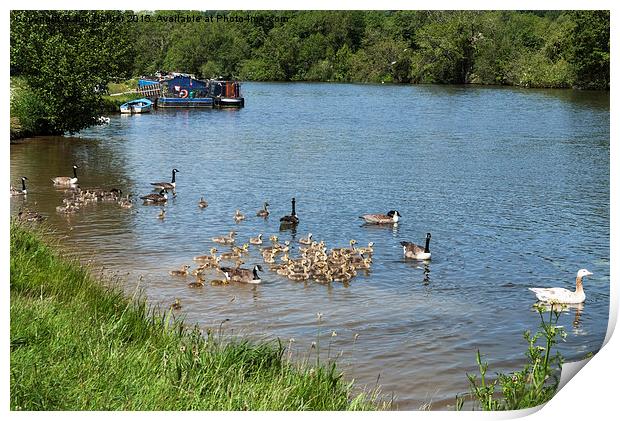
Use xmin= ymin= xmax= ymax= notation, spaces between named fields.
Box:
xmin=529 ymin=269 xmax=593 ymax=304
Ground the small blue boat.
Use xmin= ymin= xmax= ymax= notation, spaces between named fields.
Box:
xmin=120 ymin=98 xmax=153 ymax=114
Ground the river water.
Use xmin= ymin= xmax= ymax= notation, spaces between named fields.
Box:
xmin=10 ymin=82 xmax=610 ymax=409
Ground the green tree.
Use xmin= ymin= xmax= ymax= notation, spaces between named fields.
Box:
xmin=10 ymin=10 xmax=133 ymax=134
xmin=568 ymin=11 xmax=610 ymax=90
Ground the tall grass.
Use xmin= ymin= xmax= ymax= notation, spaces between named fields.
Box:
xmin=10 ymin=221 xmax=381 ymax=410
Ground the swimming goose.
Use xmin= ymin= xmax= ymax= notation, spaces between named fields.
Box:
xmin=249 ymin=234 xmax=263 ymax=245
xmin=198 ymin=197 xmax=208 ymax=208
xmin=529 ymin=269 xmax=593 ymax=304
xmin=220 ymin=264 xmax=263 ymax=284
xmin=332 ymin=240 xmax=357 ymax=256
xmin=193 ymin=248 xmax=218 ymax=262
xmin=211 ymin=272 xmax=231 ymax=286
xmin=52 ymin=165 xmax=79 ymax=186
xmin=17 ymin=207 xmax=46 ymax=222
xmin=140 ymin=190 xmax=168 ymax=204
xmin=119 ymin=194 xmax=133 ymax=209
xmin=299 ymin=233 xmax=313 ymax=245
xmin=212 ymin=231 xmax=236 ymax=244
xmin=169 ymin=264 xmax=191 ymax=277
xmin=188 ymin=275 xmax=206 ymax=288
xmin=357 ymin=242 xmax=375 ymax=255
xmin=233 ymin=209 xmax=246 ymax=222
xmin=220 ymin=249 xmax=242 ymax=260
xmin=151 ymin=168 xmax=179 ymax=190
xmin=401 ymin=233 xmax=432 ymax=260
xmin=170 ymin=298 xmax=182 ymax=310
xmin=359 ymin=210 xmax=401 ymax=224
xmin=257 ymin=202 xmax=270 ymax=217
xmin=10 ymin=177 xmax=28 ymax=196
xmin=280 ymin=197 xmax=299 ymax=226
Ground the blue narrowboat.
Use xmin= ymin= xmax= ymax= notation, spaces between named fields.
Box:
xmin=137 ymin=73 xmax=244 ymax=109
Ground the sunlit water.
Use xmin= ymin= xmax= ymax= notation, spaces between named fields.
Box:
xmin=10 ymin=83 xmax=610 ymax=409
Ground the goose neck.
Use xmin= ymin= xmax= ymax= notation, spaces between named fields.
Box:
xmin=424 ymin=236 xmax=431 ymax=253
xmin=576 ymin=276 xmax=584 ymax=293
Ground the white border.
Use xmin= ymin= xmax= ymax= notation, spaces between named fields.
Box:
xmin=3 ymin=2 xmax=616 ymax=420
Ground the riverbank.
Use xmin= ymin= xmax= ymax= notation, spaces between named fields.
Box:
xmin=10 ymin=221 xmax=381 ymax=410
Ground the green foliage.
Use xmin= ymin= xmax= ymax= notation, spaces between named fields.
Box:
xmin=129 ymin=10 xmax=606 ymax=89
xmin=10 ymin=79 xmax=47 ymax=135
xmin=10 ymin=221 xmax=381 ymax=410
xmin=461 ymin=309 xmax=565 ymax=410
xmin=10 ymin=10 xmax=134 ymax=134
xmin=568 ymin=11 xmax=610 ymax=90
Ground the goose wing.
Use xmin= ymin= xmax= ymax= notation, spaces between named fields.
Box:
xmin=52 ymin=176 xmax=74 ymax=185
xmin=140 ymin=193 xmax=165 ymax=201
xmin=280 ymin=215 xmax=299 ymax=224
xmin=400 ymin=241 xmax=424 ymax=254
xmin=528 ymin=287 xmax=578 ymax=303
xmin=151 ymin=182 xmax=174 ymax=189
xmin=360 ymin=213 xmax=390 ymax=223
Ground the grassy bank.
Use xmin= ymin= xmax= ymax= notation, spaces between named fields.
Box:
xmin=10 ymin=221 xmax=380 ymax=410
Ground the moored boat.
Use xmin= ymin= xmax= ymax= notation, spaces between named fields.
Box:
xmin=120 ymin=98 xmax=153 ymax=114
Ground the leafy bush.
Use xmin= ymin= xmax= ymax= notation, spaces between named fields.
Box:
xmin=458 ymin=308 xmax=565 ymax=410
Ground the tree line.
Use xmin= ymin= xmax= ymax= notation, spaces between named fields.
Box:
xmin=131 ymin=10 xmax=609 ymax=89
xmin=10 ymin=10 xmax=609 ymax=135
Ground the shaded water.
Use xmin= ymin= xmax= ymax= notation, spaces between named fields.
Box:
xmin=10 ymin=83 xmax=610 ymax=409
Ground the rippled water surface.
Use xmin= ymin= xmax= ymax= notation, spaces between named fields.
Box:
xmin=10 ymin=83 xmax=610 ymax=409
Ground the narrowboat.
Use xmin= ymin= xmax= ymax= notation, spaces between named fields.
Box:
xmin=120 ymin=98 xmax=153 ymax=114
xmin=209 ymin=80 xmax=245 ymax=108
xmin=137 ymin=74 xmax=244 ymax=109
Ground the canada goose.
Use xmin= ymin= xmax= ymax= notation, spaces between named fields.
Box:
xmin=157 ymin=208 xmax=166 ymax=219
xmin=263 ymin=251 xmax=277 ymax=264
xmin=257 ymin=202 xmax=270 ymax=217
xmin=86 ymin=187 xmax=122 ymax=201
xmin=220 ymin=249 xmax=242 ymax=260
xmin=529 ymin=269 xmax=593 ymax=304
xmin=151 ymin=168 xmax=179 ymax=190
xmin=170 ymin=298 xmax=182 ymax=310
xmin=17 ymin=207 xmax=46 ymax=222
xmin=188 ymin=275 xmax=206 ymax=288
xmin=232 ymin=244 xmax=250 ymax=254
xmin=211 ymin=272 xmax=231 ymax=286
xmin=119 ymin=194 xmax=133 ymax=209
xmin=288 ymin=268 xmax=310 ymax=282
xmin=10 ymin=177 xmax=28 ymax=196
xmin=191 ymin=265 xmax=206 ymax=277
xmin=221 ymin=264 xmax=263 ymax=284
xmin=351 ymin=253 xmax=372 ymax=269
xmin=169 ymin=264 xmax=191 ymax=277
xmin=233 ymin=209 xmax=245 ymax=222
xmin=359 ymin=210 xmax=401 ymax=224
xmin=299 ymin=233 xmax=313 ymax=245
xmin=56 ymin=203 xmax=79 ymax=214
xmin=198 ymin=197 xmax=208 ymax=208
xmin=249 ymin=234 xmax=263 ymax=245
xmin=212 ymin=231 xmax=236 ymax=244
xmin=193 ymin=248 xmax=218 ymax=262
xmin=140 ymin=190 xmax=168 ymax=204
xmin=401 ymin=233 xmax=432 ymax=260
xmin=332 ymin=240 xmax=357 ymax=255
xmin=280 ymin=197 xmax=299 ymax=226
xmin=52 ymin=165 xmax=79 ymax=186
xmin=358 ymin=242 xmax=375 ymax=255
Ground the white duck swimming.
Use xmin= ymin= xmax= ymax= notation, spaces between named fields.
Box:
xmin=528 ymin=269 xmax=593 ymax=304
